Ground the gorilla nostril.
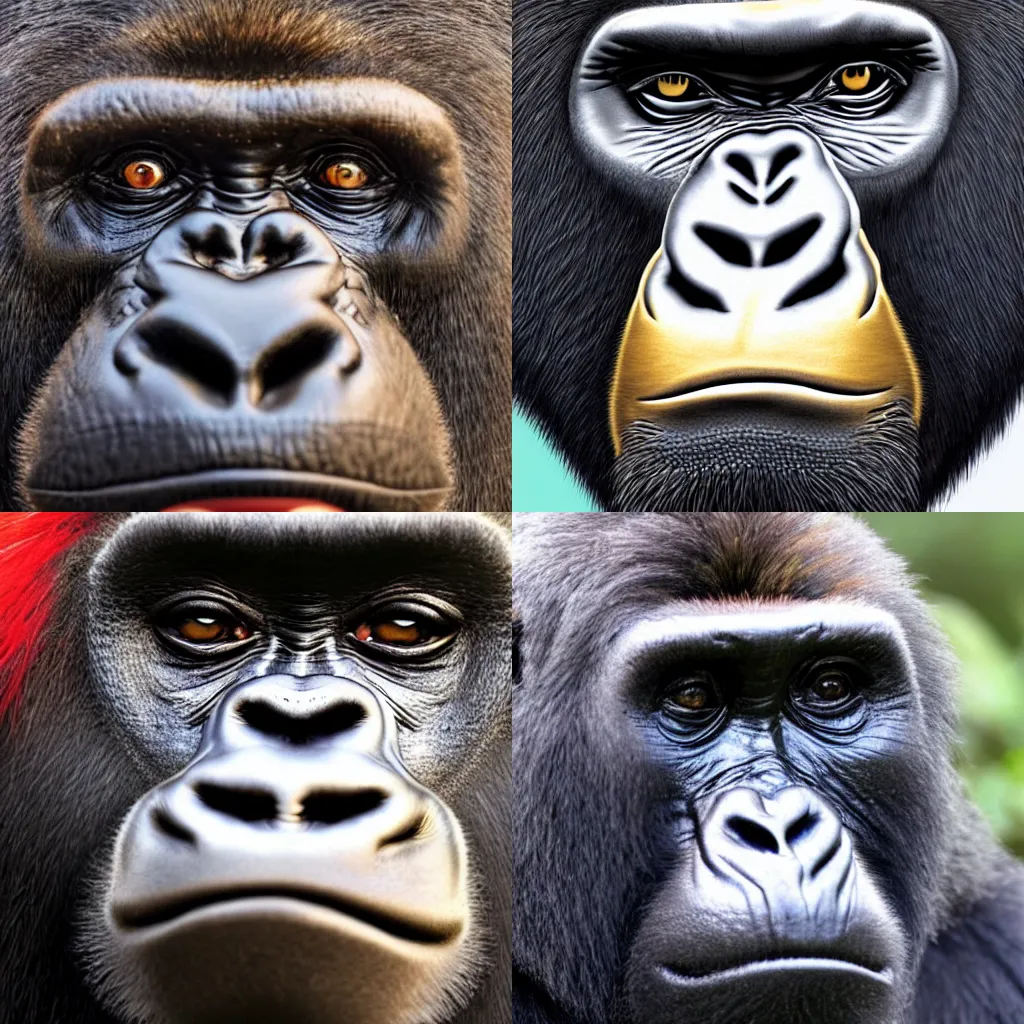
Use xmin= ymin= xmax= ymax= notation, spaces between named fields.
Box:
xmin=785 ymin=809 xmax=819 ymax=846
xmin=726 ymin=815 xmax=780 ymax=854
xmin=729 ymin=182 xmax=758 ymax=206
xmin=195 ymin=782 xmax=278 ymax=823
xmin=300 ymin=789 xmax=386 ymax=825
xmin=247 ymin=223 xmax=306 ymax=271
xmin=380 ymin=814 xmax=427 ymax=849
xmin=766 ymin=177 xmax=796 ymax=205
xmin=725 ymin=153 xmax=757 ymax=184
xmin=252 ymin=324 xmax=342 ymax=408
xmin=152 ymin=806 xmax=196 ymax=845
xmin=763 ymin=217 xmax=822 ymax=267
xmin=767 ymin=144 xmax=802 ymax=185
xmin=237 ymin=698 xmax=366 ymax=744
xmin=779 ymin=250 xmax=847 ymax=309
xmin=694 ymin=224 xmax=754 ymax=267
xmin=136 ymin=320 xmax=238 ymax=404
xmin=184 ymin=222 xmax=238 ymax=269
xmin=667 ymin=269 xmax=729 ymax=313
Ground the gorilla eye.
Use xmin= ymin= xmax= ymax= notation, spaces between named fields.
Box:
xmin=630 ymin=72 xmax=712 ymax=120
xmin=350 ymin=602 xmax=458 ymax=656
xmin=121 ymin=158 xmax=167 ymax=191
xmin=822 ymin=62 xmax=906 ymax=118
xmin=155 ymin=602 xmax=257 ymax=652
xmin=794 ymin=658 xmax=868 ymax=718
xmin=657 ymin=74 xmax=690 ymax=98
xmin=810 ymin=670 xmax=851 ymax=703
xmin=321 ymin=161 xmax=369 ymax=190
xmin=665 ymin=674 xmax=720 ymax=713
xmin=840 ymin=66 xmax=872 ymax=92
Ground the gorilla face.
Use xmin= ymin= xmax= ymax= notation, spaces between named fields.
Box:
xmin=514 ymin=0 xmax=1024 ymax=510
xmin=61 ymin=512 xmax=511 ymax=1024
xmin=619 ymin=604 xmax=921 ymax=1024
xmin=2 ymin=0 xmax=511 ymax=512
xmin=577 ymin=0 xmax=953 ymax=511
xmin=511 ymin=513 xmax=987 ymax=1024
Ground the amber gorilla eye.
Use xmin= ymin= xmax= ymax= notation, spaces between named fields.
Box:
xmin=321 ymin=161 xmax=369 ymax=189
xmin=121 ymin=159 xmax=166 ymax=190
xmin=810 ymin=670 xmax=852 ymax=702
xmin=657 ymin=75 xmax=690 ymax=98
xmin=839 ymin=66 xmax=872 ymax=92
xmin=667 ymin=676 xmax=718 ymax=712
xmin=175 ymin=616 xmax=251 ymax=644
xmin=355 ymin=619 xmax=430 ymax=646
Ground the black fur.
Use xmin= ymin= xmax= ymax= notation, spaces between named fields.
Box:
xmin=512 ymin=0 xmax=1024 ymax=510
xmin=512 ymin=512 xmax=1024 ymax=1023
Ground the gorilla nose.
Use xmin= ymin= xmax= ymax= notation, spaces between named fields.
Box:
xmin=159 ymin=675 xmax=417 ymax=838
xmin=704 ymin=787 xmax=845 ymax=881
xmin=114 ymin=210 xmax=362 ymax=409
xmin=654 ymin=128 xmax=872 ymax=320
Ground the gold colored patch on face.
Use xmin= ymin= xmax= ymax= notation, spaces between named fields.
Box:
xmin=657 ymin=75 xmax=690 ymax=98
xmin=841 ymin=66 xmax=872 ymax=91
xmin=608 ymin=234 xmax=922 ymax=453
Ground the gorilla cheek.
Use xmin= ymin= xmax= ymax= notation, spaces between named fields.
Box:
xmin=625 ymin=787 xmax=908 ymax=1024
xmin=80 ymin=675 xmax=480 ymax=1024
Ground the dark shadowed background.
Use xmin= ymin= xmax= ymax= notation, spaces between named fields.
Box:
xmin=863 ymin=513 xmax=1024 ymax=855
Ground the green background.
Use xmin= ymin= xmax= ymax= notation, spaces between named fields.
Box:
xmin=863 ymin=514 xmax=1024 ymax=856
xmin=512 ymin=407 xmax=597 ymax=511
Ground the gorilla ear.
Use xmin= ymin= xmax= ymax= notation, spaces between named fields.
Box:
xmin=0 ymin=513 xmax=99 ymax=717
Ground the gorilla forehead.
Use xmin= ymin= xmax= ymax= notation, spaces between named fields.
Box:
xmin=96 ymin=511 xmax=511 ymax=585
xmin=513 ymin=513 xmax=956 ymax=734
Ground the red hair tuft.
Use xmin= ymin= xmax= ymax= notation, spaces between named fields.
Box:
xmin=0 ymin=513 xmax=101 ymax=718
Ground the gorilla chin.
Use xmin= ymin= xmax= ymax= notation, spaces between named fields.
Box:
xmin=610 ymin=400 xmax=920 ymax=512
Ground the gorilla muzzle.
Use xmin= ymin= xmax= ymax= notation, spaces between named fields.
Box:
xmin=609 ymin=128 xmax=922 ymax=452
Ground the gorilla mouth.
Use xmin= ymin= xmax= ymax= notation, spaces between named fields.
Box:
xmin=638 ymin=377 xmax=896 ymax=413
xmin=26 ymin=468 xmax=450 ymax=512
xmin=115 ymin=887 xmax=463 ymax=946
xmin=659 ymin=957 xmax=894 ymax=986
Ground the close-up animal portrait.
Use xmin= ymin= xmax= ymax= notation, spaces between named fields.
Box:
xmin=512 ymin=0 xmax=1024 ymax=512
xmin=513 ymin=512 xmax=1024 ymax=1023
xmin=0 ymin=0 xmax=511 ymax=513
xmin=0 ymin=511 xmax=511 ymax=1024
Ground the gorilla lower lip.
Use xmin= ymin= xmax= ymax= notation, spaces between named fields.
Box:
xmin=638 ymin=380 xmax=894 ymax=418
xmin=116 ymin=889 xmax=463 ymax=945
xmin=27 ymin=468 xmax=449 ymax=512
xmin=162 ymin=499 xmax=345 ymax=511
xmin=659 ymin=958 xmax=894 ymax=986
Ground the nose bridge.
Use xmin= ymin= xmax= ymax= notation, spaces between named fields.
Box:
xmin=207 ymin=673 xmax=390 ymax=754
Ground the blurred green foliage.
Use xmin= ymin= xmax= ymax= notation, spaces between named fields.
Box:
xmin=862 ymin=514 xmax=1024 ymax=856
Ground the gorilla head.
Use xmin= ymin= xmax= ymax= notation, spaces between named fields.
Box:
xmin=513 ymin=512 xmax=1024 ymax=1024
xmin=0 ymin=512 xmax=510 ymax=1024
xmin=513 ymin=0 xmax=1024 ymax=511
xmin=1 ymin=0 xmax=510 ymax=512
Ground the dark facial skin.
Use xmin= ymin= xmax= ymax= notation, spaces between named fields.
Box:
xmin=1 ymin=0 xmax=511 ymax=512
xmin=618 ymin=603 xmax=925 ymax=1024
xmin=0 ymin=512 xmax=511 ymax=1024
